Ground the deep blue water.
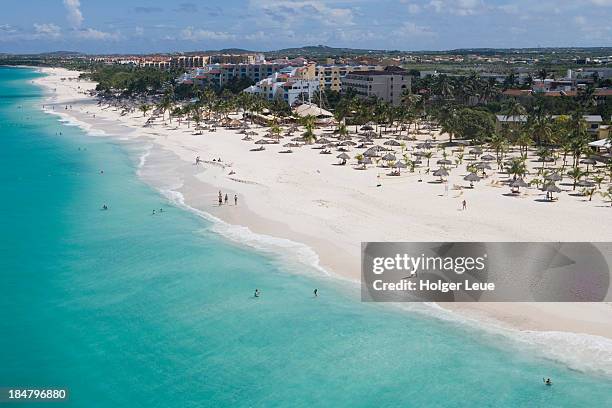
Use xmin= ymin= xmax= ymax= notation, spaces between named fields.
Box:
xmin=0 ymin=66 xmax=610 ymax=407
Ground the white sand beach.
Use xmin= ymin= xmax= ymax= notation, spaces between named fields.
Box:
xmin=35 ymin=67 xmax=612 ymax=342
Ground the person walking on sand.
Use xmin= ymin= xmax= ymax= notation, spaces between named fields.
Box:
xmin=224 ymin=194 xmax=228 ymax=205
xmin=462 ymin=199 xmax=467 ymax=210
xmin=234 ymin=194 xmax=238 ymax=206
xmin=218 ymin=191 xmax=223 ymax=206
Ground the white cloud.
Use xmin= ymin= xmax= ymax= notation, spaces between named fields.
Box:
xmin=77 ymin=28 xmax=121 ymax=41
xmin=428 ymin=0 xmax=483 ymax=16
xmin=34 ymin=23 xmax=61 ymax=38
xmin=250 ymin=0 xmax=355 ymax=28
xmin=394 ymin=21 xmax=435 ymax=37
xmin=574 ymin=15 xmax=587 ymax=25
xmin=63 ymin=0 xmax=83 ymax=28
xmin=407 ymin=4 xmax=421 ymax=14
xmin=0 ymin=24 xmax=17 ymax=34
xmin=181 ymin=27 xmax=236 ymax=41
xmin=244 ymin=31 xmax=268 ymax=41
xmin=590 ymin=0 xmax=612 ymax=5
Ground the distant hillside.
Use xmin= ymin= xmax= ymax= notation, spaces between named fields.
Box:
xmin=264 ymin=45 xmax=397 ymax=58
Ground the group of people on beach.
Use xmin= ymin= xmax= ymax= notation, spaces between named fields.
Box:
xmin=218 ymin=191 xmax=237 ymax=206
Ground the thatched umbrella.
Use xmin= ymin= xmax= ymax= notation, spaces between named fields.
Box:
xmin=475 ymin=162 xmax=492 ymax=170
xmin=384 ymin=140 xmax=402 ymax=146
xmin=361 ymin=125 xmax=374 ymax=131
xmin=417 ymin=142 xmax=434 ymax=149
xmin=544 ymin=173 xmax=562 ymax=182
xmin=481 ymin=154 xmax=496 ymax=161
xmin=464 ymin=172 xmax=480 ymax=188
xmin=580 ymin=158 xmax=597 ymax=172
xmin=464 ymin=172 xmax=481 ymax=182
xmin=433 ymin=168 xmax=449 ymax=180
xmin=511 ymin=177 xmax=529 ymax=193
xmin=337 ymin=152 xmax=350 ymax=165
xmin=469 ymin=147 xmax=483 ymax=156
xmin=544 ymin=183 xmax=561 ymax=201
xmin=357 ymin=156 xmax=372 ymax=169
xmin=577 ymin=180 xmax=595 ymax=188
xmin=437 ymin=159 xmax=453 ymax=166
xmin=382 ymin=153 xmax=397 ymax=162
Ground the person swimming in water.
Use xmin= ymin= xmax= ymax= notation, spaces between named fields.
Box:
xmin=314 ymin=289 xmax=318 ymax=297
xmin=254 ymin=289 xmax=260 ymax=298
xmin=543 ymin=378 xmax=552 ymax=386
xmin=152 ymin=209 xmax=156 ymax=215
xmin=102 ymin=204 xmax=108 ymax=210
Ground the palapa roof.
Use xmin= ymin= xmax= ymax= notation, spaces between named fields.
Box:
xmin=293 ymin=103 xmax=333 ymax=118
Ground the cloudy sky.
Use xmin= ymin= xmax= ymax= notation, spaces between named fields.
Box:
xmin=0 ymin=0 xmax=611 ymax=53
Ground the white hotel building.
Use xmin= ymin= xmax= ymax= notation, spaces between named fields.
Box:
xmin=244 ymin=66 xmax=320 ymax=106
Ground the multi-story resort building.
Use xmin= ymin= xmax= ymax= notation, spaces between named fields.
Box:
xmin=182 ymin=62 xmax=296 ymax=88
xmin=341 ymin=67 xmax=411 ymax=105
xmin=137 ymin=54 xmax=257 ymax=71
xmin=315 ymin=65 xmax=383 ymax=92
xmin=243 ymin=65 xmax=320 ymax=106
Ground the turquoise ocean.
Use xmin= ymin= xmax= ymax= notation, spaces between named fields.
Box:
xmin=0 ymin=66 xmax=611 ymax=407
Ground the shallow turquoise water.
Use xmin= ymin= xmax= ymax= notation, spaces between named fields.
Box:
xmin=0 ymin=66 xmax=610 ymax=407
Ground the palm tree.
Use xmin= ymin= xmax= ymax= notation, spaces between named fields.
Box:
xmin=269 ymin=119 xmax=282 ymax=138
xmin=336 ymin=123 xmax=349 ymax=139
xmin=436 ymin=103 xmax=460 ymax=144
xmin=502 ymin=99 xmax=526 ymax=141
xmin=191 ymin=109 xmax=202 ymax=129
xmin=569 ymin=112 xmax=588 ymax=168
xmin=536 ymin=147 xmax=553 ymax=168
xmin=423 ymin=151 xmax=433 ymax=168
xmin=301 ymin=115 xmax=317 ymax=144
xmin=598 ymin=188 xmax=612 ymax=207
xmin=506 ymin=157 xmax=527 ymax=181
xmin=582 ymin=187 xmax=597 ymax=201
xmin=593 ymin=175 xmax=605 ymax=189
xmin=515 ymin=131 xmax=533 ymax=158
xmin=567 ymin=167 xmax=586 ymax=190
xmin=489 ymin=133 xmax=508 ymax=169
xmin=139 ymin=104 xmax=150 ymax=118
xmin=559 ymin=143 xmax=572 ymax=173
xmin=157 ymin=97 xmax=172 ymax=122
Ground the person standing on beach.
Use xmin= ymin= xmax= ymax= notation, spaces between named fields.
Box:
xmin=462 ymin=200 xmax=467 ymax=210
xmin=234 ymin=195 xmax=238 ymax=206
xmin=218 ymin=191 xmax=223 ymax=206
xmin=224 ymin=194 xmax=228 ymax=205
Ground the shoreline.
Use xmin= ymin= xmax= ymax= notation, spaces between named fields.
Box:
xmin=31 ymin=67 xmax=612 ymax=350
